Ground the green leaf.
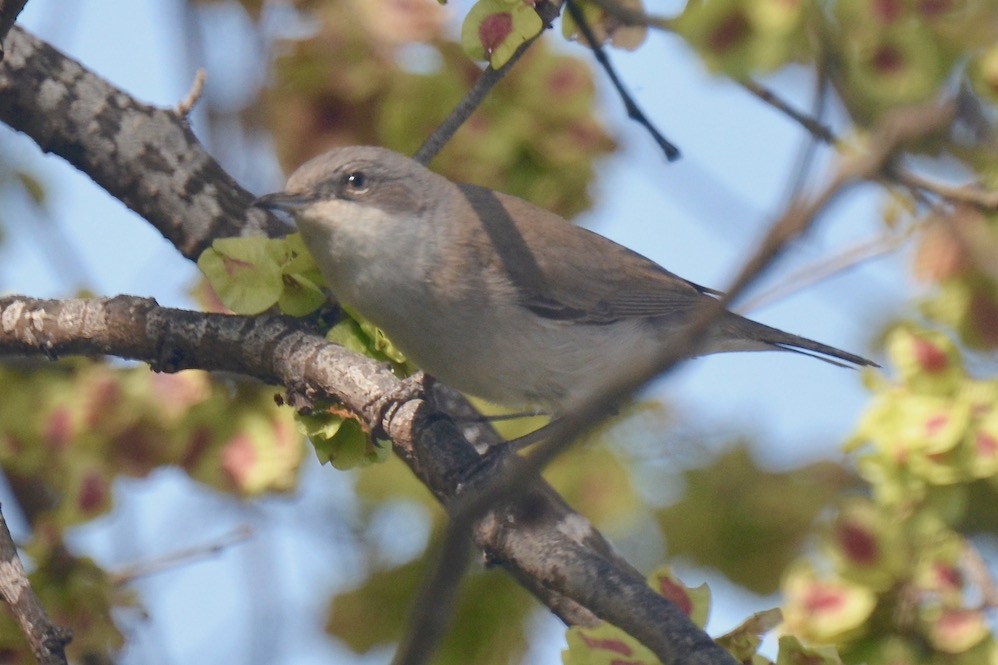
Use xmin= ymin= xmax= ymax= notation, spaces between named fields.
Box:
xmin=355 ymin=316 xmax=408 ymax=364
xmin=461 ymin=0 xmax=543 ymax=68
xmin=716 ymin=608 xmax=782 ymax=663
xmin=297 ymin=409 xmax=388 ymax=470
xmin=657 ymin=446 xmax=844 ymax=594
xmin=332 ymin=305 xmax=410 ymax=368
xmin=781 ymin=563 xmax=876 ymax=644
xmin=197 ymin=236 xmax=285 ymax=314
xmin=326 ymin=317 xmax=377 ymax=356
xmin=776 ymin=635 xmax=843 ymax=665
xmin=277 ymin=271 xmax=327 ymax=316
xmin=563 ymin=622 xmax=659 ymax=665
xmin=280 ymin=232 xmax=322 ymax=275
xmin=646 ymin=565 xmax=711 ymax=629
xmin=198 ymin=233 xmax=330 ymax=317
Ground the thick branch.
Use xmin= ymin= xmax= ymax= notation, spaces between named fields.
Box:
xmin=0 ymin=295 xmax=721 ymax=663
xmin=0 ymin=27 xmax=288 ymax=259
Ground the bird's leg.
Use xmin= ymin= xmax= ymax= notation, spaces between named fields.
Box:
xmin=448 ymin=410 xmax=546 ymax=425
xmin=503 ymin=421 xmax=557 ymax=452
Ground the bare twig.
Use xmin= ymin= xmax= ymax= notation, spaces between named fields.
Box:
xmin=414 ymin=2 xmax=560 ymax=165
xmin=175 ymin=67 xmax=206 ymax=117
xmin=111 ymin=525 xmax=253 ymax=584
xmin=564 ymin=0 xmax=679 ymax=161
xmin=739 ymin=80 xmax=998 ymax=214
xmin=742 ymin=79 xmax=838 ymax=145
xmin=777 ymin=72 xmax=830 ymax=208
xmin=892 ymin=169 xmax=998 ymax=210
xmin=588 ymin=0 xmax=671 ymax=29
xmin=736 ymin=229 xmax=911 ymax=314
xmin=576 ymin=0 xmax=998 ymax=215
xmin=0 ymin=506 xmax=72 ymax=665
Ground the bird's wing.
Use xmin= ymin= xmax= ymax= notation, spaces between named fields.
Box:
xmin=453 ymin=185 xmax=878 ymax=368
xmin=457 ymin=184 xmax=716 ymax=325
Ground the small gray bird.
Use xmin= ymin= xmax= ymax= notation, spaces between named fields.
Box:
xmin=255 ymin=146 xmax=876 ymax=412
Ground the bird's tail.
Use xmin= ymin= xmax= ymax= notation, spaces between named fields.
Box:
xmin=710 ymin=312 xmax=879 ymax=369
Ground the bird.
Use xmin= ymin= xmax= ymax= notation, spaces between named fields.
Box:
xmin=255 ymin=145 xmax=877 ymax=413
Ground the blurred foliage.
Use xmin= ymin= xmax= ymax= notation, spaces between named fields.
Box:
xmin=778 ymin=327 xmax=998 ymax=665
xmin=263 ymin=0 xmax=616 ymax=219
xmin=560 ymin=0 xmax=648 ymax=50
xmin=327 ymin=555 xmax=536 ymax=664
xmin=0 ymin=358 xmax=302 ymax=658
xmin=657 ymin=447 xmax=852 ymax=594
xmin=673 ymin=0 xmax=998 ymax=122
xmin=915 ymin=204 xmax=998 ymax=351
xmin=0 ymin=360 xmax=303 ymax=508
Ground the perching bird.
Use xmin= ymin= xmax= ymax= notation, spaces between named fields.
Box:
xmin=256 ymin=146 xmax=876 ymax=412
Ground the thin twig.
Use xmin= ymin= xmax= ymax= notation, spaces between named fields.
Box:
xmin=742 ymin=79 xmax=838 ymax=145
xmin=893 ymin=169 xmax=998 ymax=210
xmin=564 ymin=0 xmax=679 ymax=161
xmin=573 ymin=1 xmax=998 ymax=213
xmin=414 ymin=2 xmax=560 ymax=165
xmin=588 ymin=0 xmax=671 ymax=29
xmin=778 ymin=71 xmax=831 ymax=206
xmin=733 ymin=72 xmax=906 ymax=314
xmin=111 ymin=525 xmax=253 ymax=584
xmin=175 ymin=67 xmax=206 ymax=117
xmin=741 ymin=80 xmax=998 ymax=213
xmin=0 ymin=506 xmax=72 ymax=664
xmin=390 ymin=515 xmax=477 ymax=665
xmin=736 ymin=229 xmax=911 ymax=314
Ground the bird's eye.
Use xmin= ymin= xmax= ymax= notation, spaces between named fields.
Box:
xmin=344 ymin=171 xmax=367 ymax=192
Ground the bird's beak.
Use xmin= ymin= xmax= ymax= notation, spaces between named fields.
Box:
xmin=253 ymin=191 xmax=316 ymax=212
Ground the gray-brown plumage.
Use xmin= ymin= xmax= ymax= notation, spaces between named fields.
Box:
xmin=256 ymin=146 xmax=877 ymax=410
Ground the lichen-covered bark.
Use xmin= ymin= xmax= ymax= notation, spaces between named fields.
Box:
xmin=0 ymin=27 xmax=289 ymax=258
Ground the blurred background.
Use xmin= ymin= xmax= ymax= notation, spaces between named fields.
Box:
xmin=2 ymin=0 xmax=988 ymax=663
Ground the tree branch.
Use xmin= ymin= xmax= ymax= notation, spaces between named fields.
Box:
xmin=0 ymin=295 xmax=712 ymax=663
xmin=0 ymin=27 xmax=289 ymax=259
xmin=564 ymin=0 xmax=679 ymax=160
xmin=414 ymin=1 xmax=561 ymax=165
xmin=0 ymin=505 xmax=71 ymax=665
xmin=0 ymin=0 xmax=28 ymax=58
